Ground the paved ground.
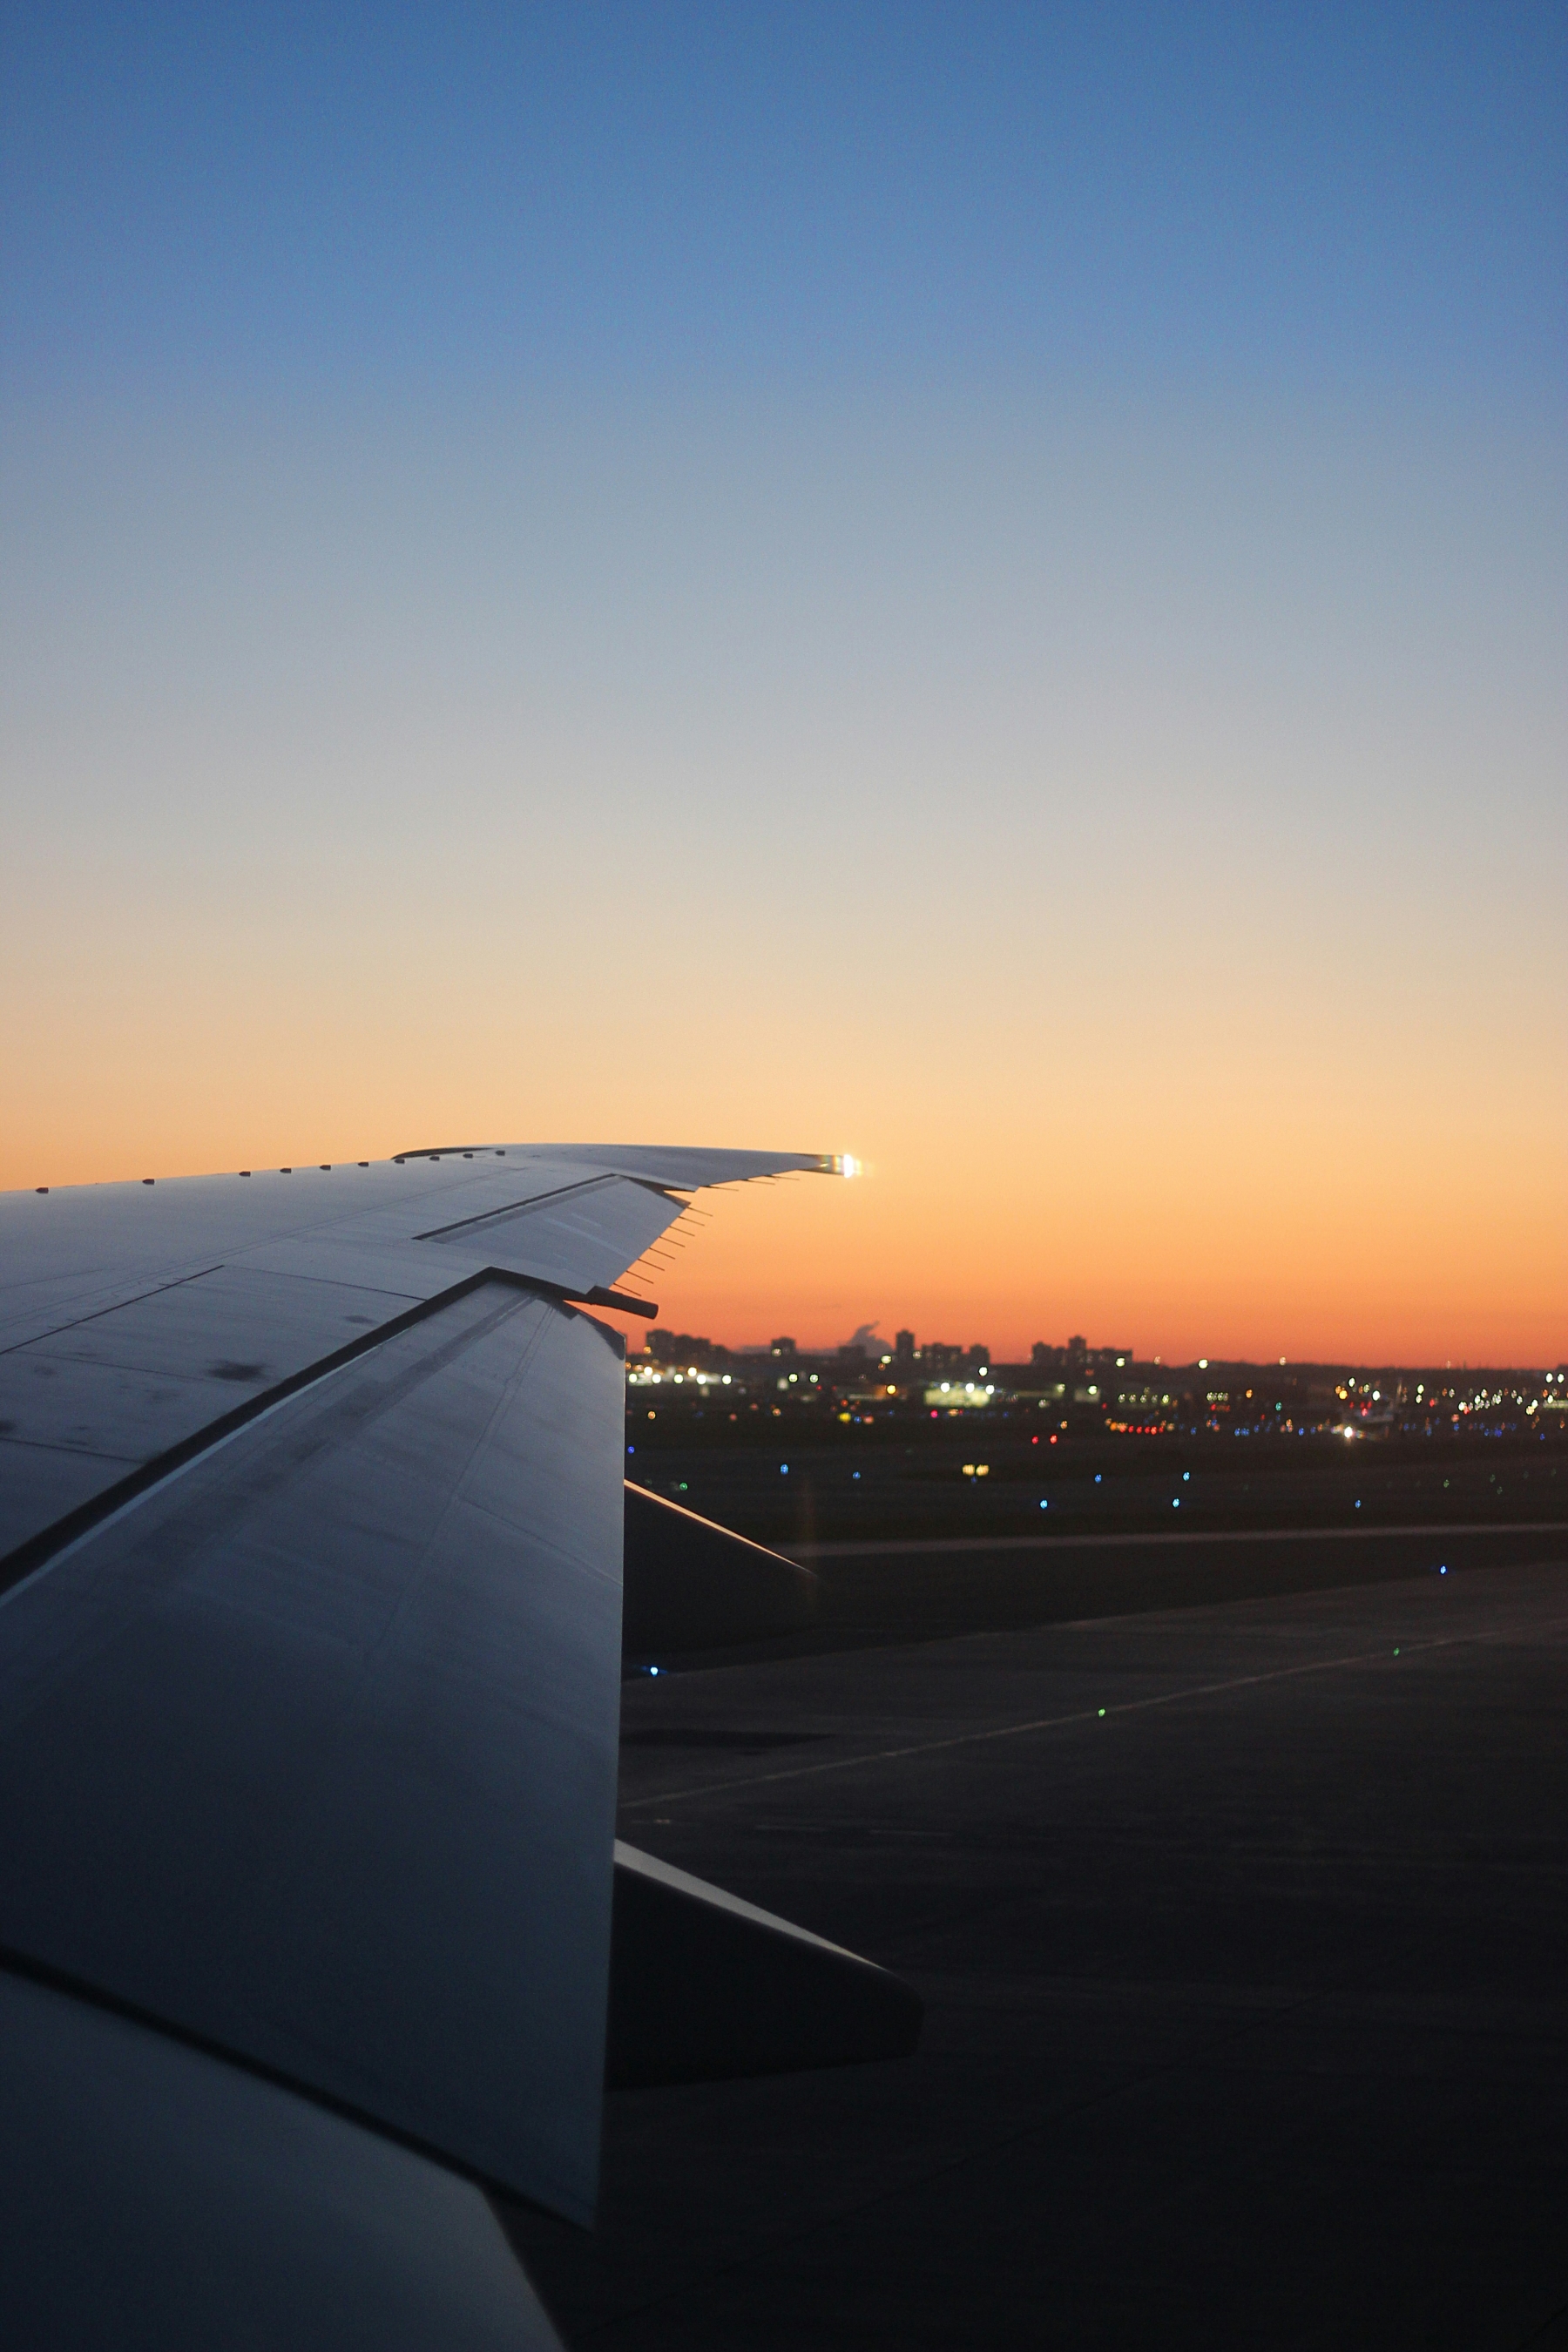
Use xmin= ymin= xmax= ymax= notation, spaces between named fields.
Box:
xmin=504 ymin=1556 xmax=1568 ymax=2349
xmin=625 ymin=1427 xmax=1565 ymax=1551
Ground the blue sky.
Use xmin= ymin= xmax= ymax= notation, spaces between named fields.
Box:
xmin=3 ymin=4 xmax=1564 ymax=1358
xmin=5 ymin=2 xmax=1563 ymax=394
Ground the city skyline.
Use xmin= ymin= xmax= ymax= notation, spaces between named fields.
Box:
xmin=635 ymin=1315 xmax=1565 ymax=1381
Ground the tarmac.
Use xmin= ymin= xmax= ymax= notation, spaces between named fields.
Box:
xmin=504 ymin=1551 xmax=1568 ymax=2349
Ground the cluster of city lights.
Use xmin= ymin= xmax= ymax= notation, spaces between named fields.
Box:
xmin=625 ymin=1350 xmax=1567 ymax=1436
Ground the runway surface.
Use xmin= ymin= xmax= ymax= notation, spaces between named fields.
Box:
xmin=504 ymin=1555 xmax=1568 ymax=2349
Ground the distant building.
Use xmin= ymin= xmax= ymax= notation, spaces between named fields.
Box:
xmin=1031 ymin=1338 xmax=1132 ymax=1375
xmin=645 ymin=1328 xmax=729 ymax=1369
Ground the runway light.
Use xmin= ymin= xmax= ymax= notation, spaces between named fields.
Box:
xmin=1040 ymin=1499 xmax=1048 ymax=1510
xmin=1098 ymin=1708 xmax=1105 ymax=1717
xmin=1440 ymin=1565 xmax=1448 ymax=1575
xmin=648 ymin=1666 xmax=660 ymax=1677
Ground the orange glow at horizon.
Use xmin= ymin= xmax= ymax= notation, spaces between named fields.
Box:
xmin=4 ymin=1110 xmax=1560 ymax=1369
xmin=3 ymin=395 xmax=1561 ymax=1369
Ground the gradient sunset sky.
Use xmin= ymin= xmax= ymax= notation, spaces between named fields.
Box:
xmin=3 ymin=3 xmax=1564 ymax=1364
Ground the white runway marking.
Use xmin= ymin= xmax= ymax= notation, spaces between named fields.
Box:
xmin=620 ymin=1605 xmax=1568 ymax=1813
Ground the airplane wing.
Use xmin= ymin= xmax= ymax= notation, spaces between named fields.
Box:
xmin=0 ymin=1143 xmax=840 ymax=1569
xmin=0 ymin=1141 xmax=916 ymax=2349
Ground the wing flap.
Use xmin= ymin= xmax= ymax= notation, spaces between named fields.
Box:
xmin=422 ymin=1174 xmax=679 ymax=1294
xmin=0 ymin=1282 xmax=625 ymax=2221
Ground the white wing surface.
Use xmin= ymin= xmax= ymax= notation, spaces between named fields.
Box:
xmin=0 ymin=1143 xmax=835 ymax=1569
xmin=0 ymin=1141 xmax=841 ymax=2342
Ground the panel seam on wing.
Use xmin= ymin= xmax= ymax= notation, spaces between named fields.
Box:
xmin=0 ymin=1271 xmax=611 ymax=1602
xmin=0 ymin=1945 xmax=585 ymax=2218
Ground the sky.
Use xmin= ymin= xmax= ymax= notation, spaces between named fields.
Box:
xmin=3 ymin=2 xmax=1564 ymax=1364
